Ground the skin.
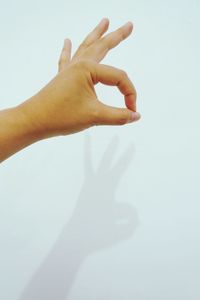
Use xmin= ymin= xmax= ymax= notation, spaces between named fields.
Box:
xmin=0 ymin=18 xmax=141 ymax=163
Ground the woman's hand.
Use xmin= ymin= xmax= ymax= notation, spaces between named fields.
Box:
xmin=0 ymin=18 xmax=141 ymax=163
xmin=18 ymin=18 xmax=141 ymax=139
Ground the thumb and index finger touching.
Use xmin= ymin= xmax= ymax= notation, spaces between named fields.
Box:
xmin=90 ymin=62 xmax=141 ymax=126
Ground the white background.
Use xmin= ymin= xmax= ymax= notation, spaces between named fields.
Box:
xmin=0 ymin=0 xmax=200 ymax=299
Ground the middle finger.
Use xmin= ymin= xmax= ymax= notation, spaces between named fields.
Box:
xmin=73 ymin=18 xmax=110 ymax=59
xmin=89 ymin=21 xmax=134 ymax=63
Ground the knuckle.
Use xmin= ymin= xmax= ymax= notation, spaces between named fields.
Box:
xmin=78 ymin=43 xmax=85 ymax=50
xmin=58 ymin=58 xmax=65 ymax=66
xmin=79 ymin=37 xmax=90 ymax=51
xmin=117 ymin=28 xmax=125 ymax=41
xmin=120 ymin=69 xmax=128 ymax=78
xmin=81 ymin=39 xmax=90 ymax=48
xmin=73 ymin=59 xmax=90 ymax=70
xmin=78 ymin=60 xmax=88 ymax=69
xmin=76 ymin=59 xmax=91 ymax=69
xmin=118 ymin=113 xmax=128 ymax=125
xmin=75 ymin=59 xmax=96 ymax=74
xmin=101 ymin=37 xmax=109 ymax=49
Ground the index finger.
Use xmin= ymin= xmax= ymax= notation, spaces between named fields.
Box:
xmin=92 ymin=63 xmax=137 ymax=112
xmin=82 ymin=18 xmax=110 ymax=47
xmin=88 ymin=21 xmax=134 ymax=62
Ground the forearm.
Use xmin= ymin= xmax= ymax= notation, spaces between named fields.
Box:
xmin=0 ymin=100 xmax=43 ymax=163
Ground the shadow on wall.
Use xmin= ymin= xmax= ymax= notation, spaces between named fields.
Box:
xmin=19 ymin=133 xmax=139 ymax=300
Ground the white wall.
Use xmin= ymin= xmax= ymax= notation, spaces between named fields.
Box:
xmin=0 ymin=0 xmax=200 ymax=299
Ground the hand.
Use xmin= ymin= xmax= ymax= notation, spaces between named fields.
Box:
xmin=18 ymin=18 xmax=141 ymax=139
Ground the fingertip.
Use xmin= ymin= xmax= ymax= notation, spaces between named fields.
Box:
xmin=64 ymin=38 xmax=71 ymax=48
xmin=101 ymin=17 xmax=110 ymax=25
xmin=98 ymin=17 xmax=110 ymax=31
xmin=131 ymin=111 xmax=141 ymax=122
xmin=124 ymin=21 xmax=134 ymax=33
xmin=64 ymin=38 xmax=70 ymax=42
xmin=127 ymin=21 xmax=133 ymax=28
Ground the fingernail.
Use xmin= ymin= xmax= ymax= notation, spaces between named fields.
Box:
xmin=124 ymin=21 xmax=133 ymax=30
xmin=127 ymin=112 xmax=141 ymax=123
xmin=100 ymin=17 xmax=109 ymax=25
xmin=64 ymin=38 xmax=70 ymax=45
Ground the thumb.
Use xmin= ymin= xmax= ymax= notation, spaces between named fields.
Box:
xmin=95 ymin=102 xmax=141 ymax=126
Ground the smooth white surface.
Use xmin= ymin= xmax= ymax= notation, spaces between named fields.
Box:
xmin=0 ymin=0 xmax=200 ymax=299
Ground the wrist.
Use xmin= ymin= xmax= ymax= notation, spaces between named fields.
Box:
xmin=16 ymin=96 xmax=51 ymax=141
xmin=0 ymin=104 xmax=41 ymax=162
xmin=14 ymin=103 xmax=42 ymax=143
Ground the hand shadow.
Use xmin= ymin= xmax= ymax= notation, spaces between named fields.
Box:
xmin=19 ymin=132 xmax=139 ymax=300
